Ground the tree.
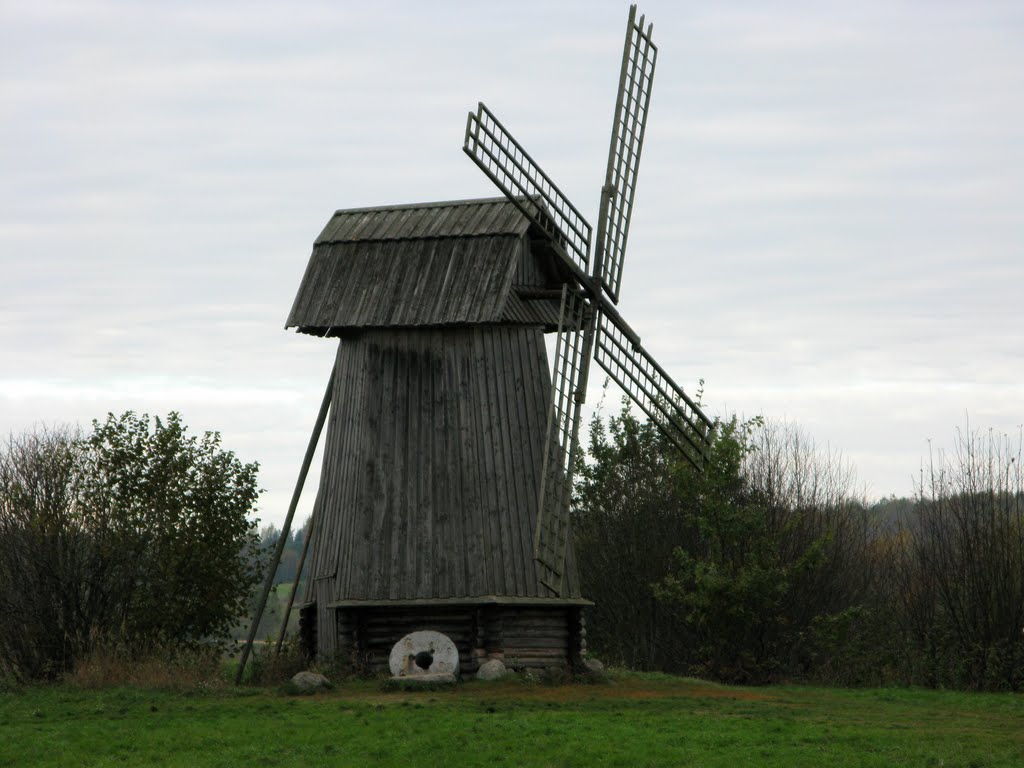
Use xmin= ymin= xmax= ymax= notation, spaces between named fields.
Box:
xmin=0 ymin=426 xmax=89 ymax=681
xmin=572 ymin=402 xmax=702 ymax=671
xmin=653 ymin=417 xmax=875 ymax=683
xmin=896 ymin=427 xmax=1024 ymax=690
xmin=0 ymin=413 xmax=262 ymax=682
xmin=574 ymin=401 xmax=874 ymax=684
xmin=77 ymin=411 xmax=262 ymax=649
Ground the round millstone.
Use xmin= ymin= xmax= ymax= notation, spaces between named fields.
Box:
xmin=388 ymin=630 xmax=460 ymax=678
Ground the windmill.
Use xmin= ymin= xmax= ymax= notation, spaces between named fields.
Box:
xmin=237 ymin=5 xmax=713 ymax=681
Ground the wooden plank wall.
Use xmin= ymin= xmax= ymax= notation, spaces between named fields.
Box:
xmin=305 ymin=325 xmax=584 ymax=610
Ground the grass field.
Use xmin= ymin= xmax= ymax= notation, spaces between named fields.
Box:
xmin=1 ymin=672 xmax=1021 ymax=767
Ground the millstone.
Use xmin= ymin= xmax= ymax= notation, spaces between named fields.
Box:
xmin=388 ymin=630 xmax=460 ymax=678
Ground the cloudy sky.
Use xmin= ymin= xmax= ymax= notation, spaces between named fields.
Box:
xmin=3 ymin=0 xmax=1021 ymax=527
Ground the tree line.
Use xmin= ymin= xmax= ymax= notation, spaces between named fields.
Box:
xmin=3 ymin=403 xmax=1021 ymax=691
xmin=573 ymin=401 xmax=1024 ymax=691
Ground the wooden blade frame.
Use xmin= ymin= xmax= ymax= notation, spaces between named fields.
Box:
xmin=595 ymin=4 xmax=658 ymax=304
xmin=535 ymin=286 xmax=591 ymax=595
xmin=464 ymin=102 xmax=592 ymax=277
xmin=594 ymin=308 xmax=713 ymax=469
xmin=463 ymin=5 xmax=715 ymax=591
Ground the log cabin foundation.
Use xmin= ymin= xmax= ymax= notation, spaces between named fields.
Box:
xmin=300 ymin=600 xmax=589 ymax=676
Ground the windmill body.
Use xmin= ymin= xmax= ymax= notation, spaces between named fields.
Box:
xmin=288 ymin=199 xmax=589 ymax=671
xmin=279 ymin=6 xmax=714 ymax=675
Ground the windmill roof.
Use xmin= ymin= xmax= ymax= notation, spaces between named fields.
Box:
xmin=287 ymin=197 xmax=562 ymax=333
xmin=313 ymin=196 xmax=532 ymax=244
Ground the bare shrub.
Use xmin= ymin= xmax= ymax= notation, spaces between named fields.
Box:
xmin=897 ymin=426 xmax=1024 ymax=690
xmin=0 ymin=425 xmax=92 ymax=682
xmin=742 ymin=421 xmax=891 ymax=683
xmin=243 ymin=638 xmax=311 ymax=686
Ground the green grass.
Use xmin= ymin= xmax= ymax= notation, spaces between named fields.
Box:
xmin=1 ymin=673 xmax=1021 ymax=767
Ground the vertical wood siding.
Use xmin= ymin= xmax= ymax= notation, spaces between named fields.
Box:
xmin=305 ymin=325 xmax=583 ymax=606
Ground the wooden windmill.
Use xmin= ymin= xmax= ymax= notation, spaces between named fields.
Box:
xmin=238 ymin=5 xmax=713 ymax=680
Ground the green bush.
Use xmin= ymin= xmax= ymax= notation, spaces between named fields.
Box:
xmin=0 ymin=413 xmax=262 ymax=683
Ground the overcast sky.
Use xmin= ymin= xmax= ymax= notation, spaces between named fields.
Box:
xmin=3 ymin=0 xmax=1022 ymax=528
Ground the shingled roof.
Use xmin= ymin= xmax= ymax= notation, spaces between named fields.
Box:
xmin=287 ymin=197 xmax=562 ymax=334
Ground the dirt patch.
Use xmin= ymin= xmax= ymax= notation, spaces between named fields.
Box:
xmin=343 ymin=676 xmax=775 ymax=705
xmin=675 ymin=685 xmax=772 ymax=701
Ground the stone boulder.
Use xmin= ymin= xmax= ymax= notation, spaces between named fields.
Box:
xmin=289 ymin=670 xmax=331 ymax=693
xmin=476 ymin=659 xmax=507 ymax=681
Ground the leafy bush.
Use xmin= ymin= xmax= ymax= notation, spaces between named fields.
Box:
xmin=571 ymin=402 xmax=701 ymax=672
xmin=0 ymin=413 xmax=262 ymax=683
xmin=77 ymin=412 xmax=262 ymax=648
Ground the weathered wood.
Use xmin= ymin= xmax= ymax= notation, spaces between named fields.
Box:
xmin=319 ymin=603 xmax=582 ymax=674
xmin=298 ymin=604 xmax=317 ymax=658
xmin=306 ymin=325 xmax=583 ymax=609
xmin=292 ymin=326 xmax=591 ymax=665
xmin=289 ymin=210 xmax=591 ymax=669
xmin=287 ymin=199 xmax=537 ymax=332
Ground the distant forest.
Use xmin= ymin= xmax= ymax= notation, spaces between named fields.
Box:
xmin=571 ymin=409 xmax=1024 ymax=691
xmin=240 ymin=520 xmax=312 ymax=642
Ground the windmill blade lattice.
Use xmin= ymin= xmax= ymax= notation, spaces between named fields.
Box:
xmin=596 ymin=5 xmax=658 ymax=304
xmin=464 ymin=103 xmax=592 ymax=277
xmin=463 ymin=4 xmax=715 ymax=597
xmin=534 ymin=286 xmax=591 ymax=595
xmin=594 ymin=309 xmax=713 ymax=469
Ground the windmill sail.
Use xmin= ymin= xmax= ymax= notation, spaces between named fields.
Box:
xmin=464 ymin=103 xmax=592 ymax=278
xmin=594 ymin=308 xmax=712 ymax=469
xmin=596 ymin=4 xmax=658 ymax=304
xmin=464 ymin=3 xmax=714 ymax=596
xmin=535 ymin=287 xmax=590 ymax=595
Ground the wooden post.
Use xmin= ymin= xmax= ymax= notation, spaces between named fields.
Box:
xmin=472 ymin=607 xmax=487 ymax=671
xmin=235 ymin=364 xmax=335 ymax=685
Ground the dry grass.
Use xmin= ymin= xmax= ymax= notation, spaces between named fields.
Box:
xmin=236 ymin=640 xmax=313 ymax=687
xmin=63 ymin=644 xmax=227 ymax=692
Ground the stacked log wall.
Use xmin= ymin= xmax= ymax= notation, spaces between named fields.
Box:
xmin=328 ymin=604 xmax=583 ymax=674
